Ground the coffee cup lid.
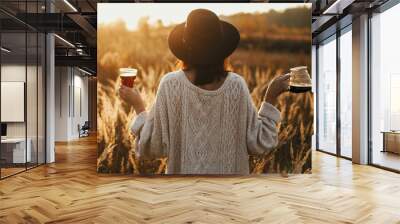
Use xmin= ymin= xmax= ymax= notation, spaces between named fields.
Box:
xmin=119 ymin=68 xmax=137 ymax=74
xmin=290 ymin=66 xmax=307 ymax=72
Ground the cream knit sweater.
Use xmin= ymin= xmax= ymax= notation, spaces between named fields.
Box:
xmin=131 ymin=70 xmax=281 ymax=174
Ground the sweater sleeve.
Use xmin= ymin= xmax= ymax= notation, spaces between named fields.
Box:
xmin=130 ymin=80 xmax=169 ymax=160
xmin=244 ymin=82 xmax=281 ymax=155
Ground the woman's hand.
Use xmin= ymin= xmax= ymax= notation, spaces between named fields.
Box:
xmin=264 ymin=73 xmax=290 ymax=106
xmin=119 ymin=85 xmax=146 ymax=114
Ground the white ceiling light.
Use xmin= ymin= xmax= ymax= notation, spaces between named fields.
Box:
xmin=63 ymin=0 xmax=78 ymax=12
xmin=76 ymin=49 xmax=84 ymax=55
xmin=1 ymin=47 xmax=11 ymax=53
xmin=54 ymin=34 xmax=75 ymax=48
xmin=78 ymin=67 xmax=93 ymax=76
xmin=323 ymin=0 xmax=354 ymax=15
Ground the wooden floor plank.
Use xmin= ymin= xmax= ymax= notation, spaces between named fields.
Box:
xmin=0 ymin=135 xmax=399 ymax=223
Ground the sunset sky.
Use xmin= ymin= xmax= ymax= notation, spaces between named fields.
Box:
xmin=98 ymin=3 xmax=310 ymax=30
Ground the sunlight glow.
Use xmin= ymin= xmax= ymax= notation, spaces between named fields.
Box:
xmin=98 ymin=3 xmax=310 ymax=30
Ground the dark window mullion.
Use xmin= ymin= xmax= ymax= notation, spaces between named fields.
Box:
xmin=36 ymin=0 xmax=39 ymax=167
xmin=44 ymin=0 xmax=48 ymax=165
xmin=367 ymin=11 xmax=373 ymax=165
xmin=316 ymin=44 xmax=320 ymax=151
xmin=336 ymin=29 xmax=341 ymax=157
xmin=25 ymin=0 xmax=28 ymax=171
xmin=0 ymin=20 xmax=2 ymax=179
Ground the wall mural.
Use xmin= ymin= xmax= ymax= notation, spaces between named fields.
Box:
xmin=97 ymin=3 xmax=313 ymax=175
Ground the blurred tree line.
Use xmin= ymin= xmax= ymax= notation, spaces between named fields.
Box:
xmin=221 ymin=7 xmax=310 ymax=36
xmin=140 ymin=6 xmax=312 ymax=54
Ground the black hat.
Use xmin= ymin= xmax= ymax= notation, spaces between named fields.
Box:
xmin=168 ymin=9 xmax=240 ymax=65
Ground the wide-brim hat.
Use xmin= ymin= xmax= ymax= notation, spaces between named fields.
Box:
xmin=168 ymin=9 xmax=240 ymax=65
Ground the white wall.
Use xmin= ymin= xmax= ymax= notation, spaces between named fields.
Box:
xmin=54 ymin=67 xmax=89 ymax=141
xmin=55 ymin=67 xmax=69 ymax=141
xmin=1 ymin=65 xmax=26 ymax=138
xmin=72 ymin=73 xmax=89 ymax=138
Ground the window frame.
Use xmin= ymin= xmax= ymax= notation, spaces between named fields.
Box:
xmin=367 ymin=0 xmax=400 ymax=173
xmin=315 ymin=23 xmax=353 ymax=161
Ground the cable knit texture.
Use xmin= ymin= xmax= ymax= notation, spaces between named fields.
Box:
xmin=131 ymin=70 xmax=281 ymax=174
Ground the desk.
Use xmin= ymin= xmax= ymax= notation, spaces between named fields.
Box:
xmin=382 ymin=131 xmax=400 ymax=154
xmin=1 ymin=138 xmax=31 ymax=163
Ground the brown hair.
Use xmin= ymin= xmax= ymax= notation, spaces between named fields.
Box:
xmin=177 ymin=59 xmax=231 ymax=86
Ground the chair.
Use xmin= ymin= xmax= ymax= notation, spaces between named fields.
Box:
xmin=78 ymin=121 xmax=90 ymax=138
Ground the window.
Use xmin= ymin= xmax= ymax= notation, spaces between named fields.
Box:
xmin=312 ymin=45 xmax=317 ymax=150
xmin=0 ymin=1 xmax=47 ymax=179
xmin=370 ymin=3 xmax=400 ymax=171
xmin=339 ymin=28 xmax=352 ymax=158
xmin=317 ymin=36 xmax=337 ymax=154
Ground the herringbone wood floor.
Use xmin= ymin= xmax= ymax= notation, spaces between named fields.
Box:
xmin=1 ymin=135 xmax=400 ymax=224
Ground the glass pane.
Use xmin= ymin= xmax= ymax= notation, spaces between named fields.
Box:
xmin=26 ymin=0 xmax=39 ymax=169
xmin=38 ymin=33 xmax=46 ymax=165
xmin=371 ymin=4 xmax=400 ymax=171
xmin=340 ymin=29 xmax=352 ymax=158
xmin=27 ymin=31 xmax=38 ymax=169
xmin=1 ymin=31 xmax=27 ymax=177
xmin=0 ymin=1 xmax=46 ymax=178
xmin=317 ymin=37 xmax=337 ymax=154
xmin=312 ymin=45 xmax=317 ymax=150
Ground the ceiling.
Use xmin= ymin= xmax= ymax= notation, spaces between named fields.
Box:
xmin=0 ymin=0 xmax=392 ymax=74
